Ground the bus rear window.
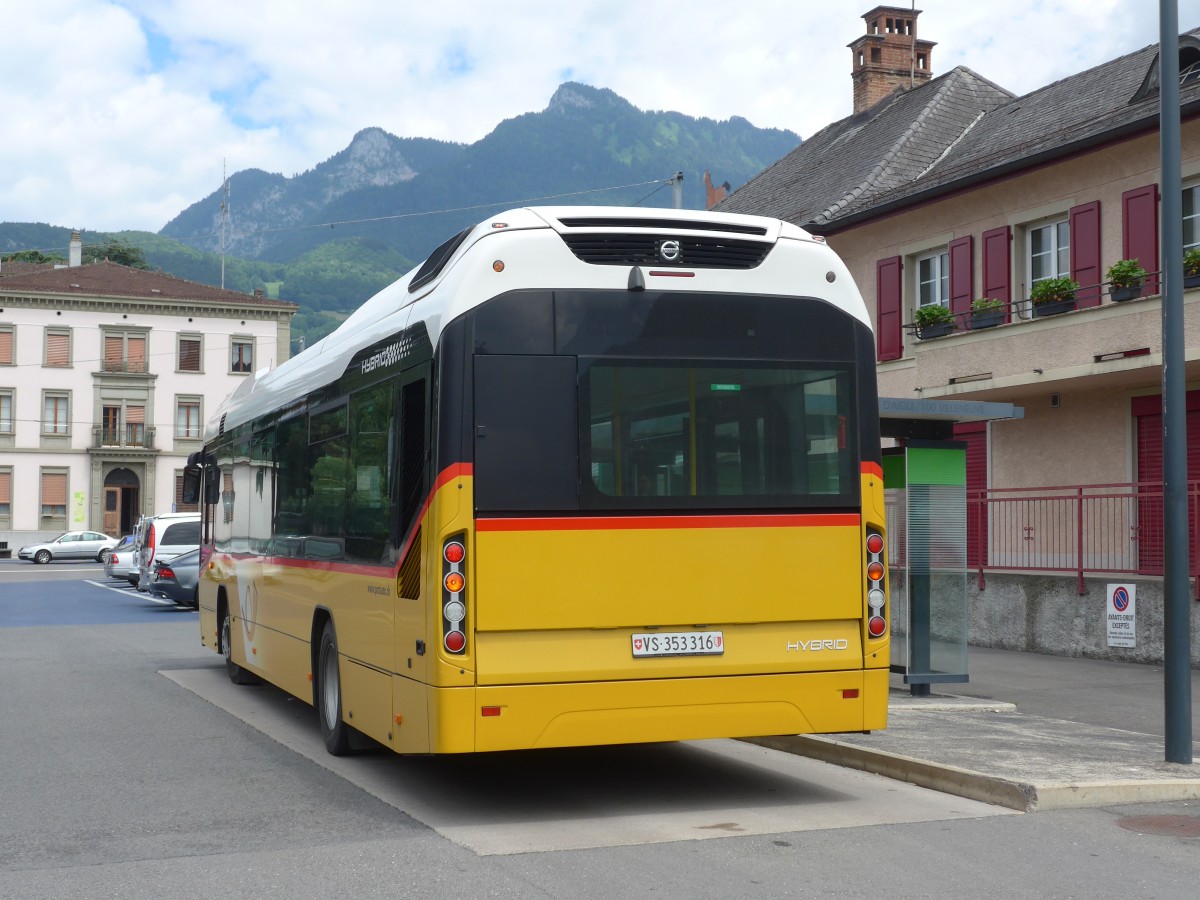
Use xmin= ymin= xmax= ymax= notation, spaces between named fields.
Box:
xmin=582 ymin=361 xmax=856 ymax=509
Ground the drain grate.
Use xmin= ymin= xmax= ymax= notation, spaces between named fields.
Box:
xmin=1117 ymin=815 xmax=1200 ymax=837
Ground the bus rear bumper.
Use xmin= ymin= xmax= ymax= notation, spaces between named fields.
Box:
xmin=438 ymin=668 xmax=888 ymax=753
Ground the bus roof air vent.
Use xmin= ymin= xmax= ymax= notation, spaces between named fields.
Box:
xmin=557 ymin=216 xmax=767 ymax=236
xmin=218 ymin=414 xmax=226 ymax=436
xmin=409 ymin=226 xmax=474 ymax=293
xmin=560 ymin=233 xmax=773 ymax=270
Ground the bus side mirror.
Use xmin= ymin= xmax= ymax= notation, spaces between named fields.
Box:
xmin=204 ymin=467 xmax=221 ymax=506
xmin=181 ymin=467 xmax=202 ymax=505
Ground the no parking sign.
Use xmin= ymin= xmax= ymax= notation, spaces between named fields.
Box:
xmin=1106 ymin=584 xmax=1136 ymax=648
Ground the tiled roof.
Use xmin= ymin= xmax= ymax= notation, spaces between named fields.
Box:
xmin=0 ymin=260 xmax=296 ymax=310
xmin=720 ymin=32 xmax=1200 ymax=232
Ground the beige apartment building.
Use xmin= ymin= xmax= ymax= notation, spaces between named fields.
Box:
xmin=722 ymin=7 xmax=1200 ymax=660
xmin=0 ymin=235 xmax=295 ymax=547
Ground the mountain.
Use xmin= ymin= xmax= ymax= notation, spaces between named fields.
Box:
xmin=159 ymin=82 xmax=800 ymax=266
xmin=2 ymin=82 xmax=800 ymax=347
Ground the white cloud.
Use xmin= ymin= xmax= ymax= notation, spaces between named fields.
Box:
xmin=1 ymin=0 xmax=1196 ymax=233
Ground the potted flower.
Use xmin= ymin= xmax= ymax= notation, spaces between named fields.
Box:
xmin=914 ymin=303 xmax=956 ymax=338
xmin=1106 ymin=259 xmax=1148 ymax=302
xmin=1029 ymin=276 xmax=1079 ymax=318
xmin=1184 ymin=248 xmax=1200 ymax=289
xmin=969 ymin=297 xmax=1005 ymax=329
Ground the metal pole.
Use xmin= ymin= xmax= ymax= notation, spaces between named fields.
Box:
xmin=671 ymin=172 xmax=684 ymax=209
xmin=1159 ymin=0 xmax=1192 ymax=764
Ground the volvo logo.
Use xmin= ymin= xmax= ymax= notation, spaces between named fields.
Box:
xmin=658 ymin=239 xmax=682 ymax=263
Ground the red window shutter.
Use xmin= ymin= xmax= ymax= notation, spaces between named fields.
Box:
xmin=1122 ymin=184 xmax=1159 ymax=297
xmin=948 ymin=235 xmax=974 ymax=320
xmin=982 ymin=226 xmax=1011 ymax=322
xmin=1070 ymin=201 xmax=1102 ymax=308
xmin=0 ymin=329 xmax=13 ymax=365
xmin=876 ymin=256 xmax=903 ymax=362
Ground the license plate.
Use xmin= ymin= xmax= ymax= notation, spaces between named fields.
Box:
xmin=631 ymin=631 xmax=724 ymax=657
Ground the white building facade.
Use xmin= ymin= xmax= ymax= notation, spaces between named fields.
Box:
xmin=0 ymin=254 xmax=295 ymax=546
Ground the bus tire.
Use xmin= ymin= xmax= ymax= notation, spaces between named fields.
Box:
xmin=316 ymin=621 xmax=352 ymax=756
xmin=220 ymin=603 xmax=258 ymax=686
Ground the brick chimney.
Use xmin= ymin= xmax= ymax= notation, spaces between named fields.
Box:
xmin=69 ymin=230 xmax=82 ymax=267
xmin=849 ymin=6 xmax=936 ymax=114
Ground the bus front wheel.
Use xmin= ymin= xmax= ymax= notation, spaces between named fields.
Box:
xmin=220 ymin=604 xmax=258 ymax=686
xmin=317 ymin=621 xmax=352 ymax=756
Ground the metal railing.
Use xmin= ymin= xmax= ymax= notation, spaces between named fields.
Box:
xmin=964 ymin=480 xmax=1200 ymax=595
xmin=92 ymin=426 xmax=156 ymax=450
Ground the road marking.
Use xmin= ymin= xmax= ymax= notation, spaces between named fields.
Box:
xmin=163 ymin=667 xmax=1015 ymax=856
xmin=85 ymin=580 xmax=174 ymax=604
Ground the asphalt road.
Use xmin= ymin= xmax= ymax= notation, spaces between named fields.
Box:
xmin=3 ymin=564 xmax=1200 ymax=899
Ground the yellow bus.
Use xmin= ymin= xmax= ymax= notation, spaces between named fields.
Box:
xmin=187 ymin=206 xmax=889 ymax=756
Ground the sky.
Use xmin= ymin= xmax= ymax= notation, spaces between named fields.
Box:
xmin=2 ymin=0 xmax=1199 ymax=235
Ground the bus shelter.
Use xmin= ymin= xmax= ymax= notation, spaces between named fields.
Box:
xmin=878 ymin=398 xmax=1023 ymax=695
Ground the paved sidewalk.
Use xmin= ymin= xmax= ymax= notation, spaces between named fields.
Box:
xmin=749 ymin=647 xmax=1200 ymax=812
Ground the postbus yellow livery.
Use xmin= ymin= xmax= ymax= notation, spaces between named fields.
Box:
xmin=187 ymin=206 xmax=890 ymax=756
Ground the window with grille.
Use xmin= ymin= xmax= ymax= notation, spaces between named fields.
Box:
xmin=42 ymin=392 xmax=69 ymax=435
xmin=178 ymin=335 xmax=201 ymax=372
xmin=231 ymin=338 xmax=253 ymax=374
xmin=0 ymin=468 xmax=11 ymax=521
xmin=176 ymin=398 xmax=201 ymax=439
xmin=40 ymin=470 xmax=67 ymax=519
xmin=0 ymin=390 xmax=12 ymax=434
xmin=103 ymin=332 xmax=148 ymax=374
xmin=45 ymin=329 xmax=70 ymax=367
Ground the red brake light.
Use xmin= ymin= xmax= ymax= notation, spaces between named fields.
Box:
xmin=147 ymin=525 xmax=156 ymax=552
xmin=866 ymin=533 xmax=884 ymax=555
xmin=444 ymin=542 xmax=465 ymax=564
xmin=445 ymin=630 xmax=466 ymax=653
xmin=158 ymin=566 xmax=175 ymax=580
xmin=868 ymin=616 xmax=887 ymax=637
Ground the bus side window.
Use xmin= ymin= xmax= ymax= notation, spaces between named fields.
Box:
xmin=274 ymin=415 xmax=309 ymax=544
xmin=397 ymin=373 xmax=428 ymax=540
xmin=346 ymin=382 xmax=394 ymax=563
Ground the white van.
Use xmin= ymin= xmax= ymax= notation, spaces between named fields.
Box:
xmin=136 ymin=513 xmax=201 ymax=592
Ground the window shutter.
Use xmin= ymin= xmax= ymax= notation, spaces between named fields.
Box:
xmin=0 ymin=470 xmax=10 ymax=504
xmin=876 ymin=256 xmax=903 ymax=362
xmin=1070 ymin=201 xmax=1102 ymax=308
xmin=45 ymin=331 xmax=69 ymax=367
xmin=953 ymin=422 xmax=988 ymax=568
xmin=982 ymin=226 xmax=1011 ymax=322
xmin=42 ymin=472 xmax=67 ymax=506
xmin=104 ymin=336 xmax=122 ymax=370
xmin=179 ymin=338 xmax=200 ymax=371
xmin=125 ymin=405 xmax=145 ymax=424
xmin=1122 ymin=184 xmax=1159 ymax=297
xmin=128 ymin=337 xmax=146 ymax=373
xmin=0 ymin=329 xmax=12 ymax=365
xmin=948 ymin=235 xmax=974 ymax=320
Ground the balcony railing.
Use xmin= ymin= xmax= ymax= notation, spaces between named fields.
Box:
xmin=92 ymin=426 xmax=156 ymax=450
xmin=101 ymin=360 xmax=149 ymax=374
xmin=930 ymin=480 xmax=1200 ymax=596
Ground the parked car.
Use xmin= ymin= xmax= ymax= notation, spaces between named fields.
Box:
xmin=103 ymin=534 xmax=137 ymax=581
xmin=18 ymin=531 xmax=119 ymax=564
xmin=148 ymin=548 xmax=200 ymax=608
xmin=136 ymin=513 xmax=201 ymax=592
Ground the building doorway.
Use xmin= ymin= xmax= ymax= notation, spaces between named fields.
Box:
xmin=103 ymin=467 xmax=141 ymax=537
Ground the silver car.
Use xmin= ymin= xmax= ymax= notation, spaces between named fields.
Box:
xmin=19 ymin=531 xmax=120 ymax=564
xmin=148 ymin=548 xmax=200 ymax=608
xmin=103 ymin=535 xmax=137 ymax=580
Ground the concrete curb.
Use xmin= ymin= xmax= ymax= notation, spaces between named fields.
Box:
xmin=742 ymin=735 xmax=1200 ymax=813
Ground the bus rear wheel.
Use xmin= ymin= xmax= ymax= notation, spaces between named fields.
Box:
xmin=220 ymin=604 xmax=258 ymax=685
xmin=316 ymin=621 xmax=352 ymax=756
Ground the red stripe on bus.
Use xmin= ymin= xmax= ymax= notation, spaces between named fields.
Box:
xmin=861 ymin=461 xmax=883 ymax=479
xmin=476 ymin=513 xmax=861 ymax=532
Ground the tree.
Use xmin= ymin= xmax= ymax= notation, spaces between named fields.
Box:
xmin=83 ymin=237 xmax=151 ymax=269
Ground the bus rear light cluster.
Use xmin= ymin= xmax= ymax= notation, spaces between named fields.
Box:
xmin=865 ymin=528 xmax=887 ymax=639
xmin=442 ymin=537 xmax=467 ymax=655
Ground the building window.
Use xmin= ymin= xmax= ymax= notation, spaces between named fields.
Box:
xmin=45 ymin=328 xmax=71 ymax=367
xmin=0 ymin=467 xmax=11 ymax=523
xmin=1028 ymin=218 xmax=1070 ymax=286
xmin=1184 ymin=184 xmax=1200 ymax=252
xmin=101 ymin=402 xmax=149 ymax=447
xmin=231 ymin=338 xmax=254 ymax=374
xmin=103 ymin=331 xmax=147 ymax=374
xmin=0 ymin=389 xmax=12 ymax=434
xmin=175 ymin=471 xmax=199 ymax=513
xmin=916 ymin=250 xmax=949 ymax=309
xmin=126 ymin=404 xmax=145 ymax=446
xmin=176 ymin=397 xmax=202 ymax=440
xmin=0 ymin=325 xmax=13 ymax=366
xmin=42 ymin=392 xmax=70 ymax=435
xmin=178 ymin=334 xmax=202 ymax=372
xmin=40 ymin=469 xmax=67 ymax=522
